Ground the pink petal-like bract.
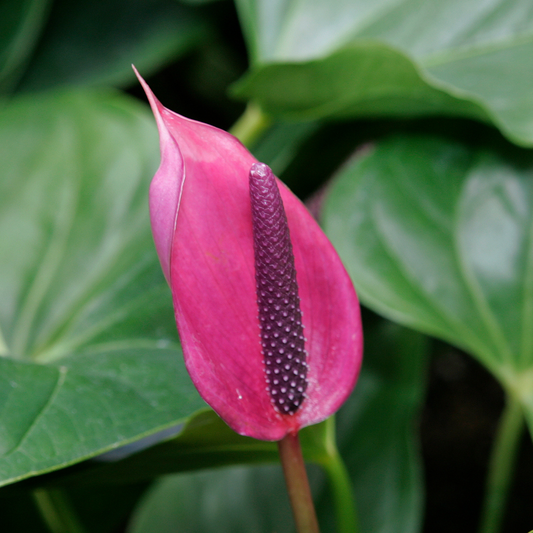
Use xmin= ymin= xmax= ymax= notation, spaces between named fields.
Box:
xmin=135 ymin=68 xmax=363 ymax=441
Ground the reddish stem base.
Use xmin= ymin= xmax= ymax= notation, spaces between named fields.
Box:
xmin=278 ymin=431 xmax=321 ymax=533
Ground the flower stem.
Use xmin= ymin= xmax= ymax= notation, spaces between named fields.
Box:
xmin=320 ymin=417 xmax=359 ymax=533
xmin=33 ymin=488 xmax=88 ymax=533
xmin=478 ymin=392 xmax=524 ymax=533
xmin=278 ymin=431 xmax=321 ymax=533
xmin=229 ymin=102 xmax=272 ymax=148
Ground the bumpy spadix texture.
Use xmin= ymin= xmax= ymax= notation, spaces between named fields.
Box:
xmin=135 ymin=68 xmax=363 ymax=441
xmin=250 ymin=163 xmax=307 ymax=414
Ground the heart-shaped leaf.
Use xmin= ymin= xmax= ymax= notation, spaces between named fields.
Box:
xmin=0 ymin=89 xmax=207 ymax=487
xmin=233 ymin=0 xmax=533 ymax=146
xmin=322 ymin=134 xmax=533 ymax=432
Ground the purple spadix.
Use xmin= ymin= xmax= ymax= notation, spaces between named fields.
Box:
xmin=249 ymin=163 xmax=308 ymax=414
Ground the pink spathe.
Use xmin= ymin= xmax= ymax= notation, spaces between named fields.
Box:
xmin=135 ymin=67 xmax=363 ymax=441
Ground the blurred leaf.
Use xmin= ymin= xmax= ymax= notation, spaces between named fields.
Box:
xmin=327 ymin=320 xmax=427 ymax=533
xmin=1 ymin=481 xmax=148 ymax=533
xmin=251 ymin=120 xmax=320 ymax=177
xmin=16 ymin=0 xmax=209 ymax=92
xmin=1 ymin=488 xmax=50 ymax=533
xmin=177 ymin=0 xmax=222 ymax=4
xmin=121 ymin=320 xmax=426 ymax=533
xmin=68 ymin=482 xmax=149 ymax=533
xmin=0 ymin=89 xmax=207 ymax=487
xmin=233 ymin=0 xmax=533 ymax=146
xmin=322 ymin=134 xmax=533 ymax=434
xmin=0 ymin=0 xmax=51 ymax=93
xmin=127 ymin=465 xmax=302 ymax=533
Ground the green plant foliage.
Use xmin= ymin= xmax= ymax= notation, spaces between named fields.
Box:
xmin=36 ymin=410 xmax=280 ymax=487
xmin=14 ymin=0 xmax=209 ymax=93
xmin=0 ymin=0 xmax=51 ymax=93
xmin=322 ymin=134 xmax=533 ymax=433
xmin=127 ymin=466 xmax=299 ymax=533
xmin=0 ymin=89 xmax=208 ymax=487
xmin=329 ymin=321 xmax=427 ymax=533
xmin=233 ymin=0 xmax=533 ymax=146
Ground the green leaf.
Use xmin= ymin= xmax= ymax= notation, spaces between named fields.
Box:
xmin=330 ymin=320 xmax=426 ymax=533
xmin=251 ymin=120 xmax=320 ymax=178
xmin=31 ymin=410 xmax=339 ymax=490
xmin=127 ymin=465 xmax=301 ymax=533
xmin=0 ymin=0 xmax=51 ymax=93
xmin=0 ymin=89 xmax=206 ymax=487
xmin=37 ymin=410 xmax=280 ymax=487
xmin=233 ymin=0 xmax=533 ymax=146
xmin=322 ymin=134 xmax=533 ymax=433
xmin=16 ymin=0 xmax=209 ymax=92
xmin=121 ymin=320 xmax=426 ymax=533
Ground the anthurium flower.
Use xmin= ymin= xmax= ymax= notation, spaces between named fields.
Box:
xmin=135 ymin=69 xmax=363 ymax=441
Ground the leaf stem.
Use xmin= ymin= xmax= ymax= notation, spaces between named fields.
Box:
xmin=278 ymin=431 xmax=321 ymax=533
xmin=322 ymin=451 xmax=359 ymax=533
xmin=229 ymin=102 xmax=272 ymax=148
xmin=33 ymin=488 xmax=88 ymax=533
xmin=320 ymin=417 xmax=359 ymax=533
xmin=478 ymin=392 xmax=524 ymax=533
xmin=0 ymin=325 xmax=8 ymax=356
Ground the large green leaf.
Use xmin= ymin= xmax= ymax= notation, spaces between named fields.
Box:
xmin=322 ymin=134 xmax=533 ymax=433
xmin=122 ymin=320 xmax=426 ymax=533
xmin=0 ymin=89 xmax=207 ymax=487
xmin=16 ymin=0 xmax=208 ymax=92
xmin=233 ymin=0 xmax=533 ymax=146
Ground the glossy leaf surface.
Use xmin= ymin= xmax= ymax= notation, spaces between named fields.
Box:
xmin=322 ymin=134 xmax=533 ymax=432
xmin=0 ymin=90 xmax=207 ymax=487
xmin=234 ymin=0 xmax=533 ymax=145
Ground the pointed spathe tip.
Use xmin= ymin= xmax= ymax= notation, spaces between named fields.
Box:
xmin=132 ymin=65 xmax=166 ymax=123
